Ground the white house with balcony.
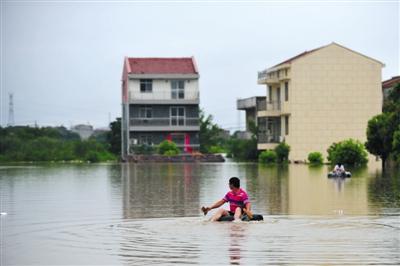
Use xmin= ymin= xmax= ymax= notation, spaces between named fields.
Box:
xmin=121 ymin=57 xmax=200 ymax=158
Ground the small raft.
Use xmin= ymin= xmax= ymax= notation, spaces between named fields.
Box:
xmin=218 ymin=214 xmax=264 ymax=222
xmin=327 ymin=171 xmax=351 ymax=178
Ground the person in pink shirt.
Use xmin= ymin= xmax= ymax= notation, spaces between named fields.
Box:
xmin=201 ymin=177 xmax=252 ymax=222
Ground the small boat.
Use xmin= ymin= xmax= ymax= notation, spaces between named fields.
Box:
xmin=218 ymin=214 xmax=264 ymax=222
xmin=327 ymin=171 xmax=351 ymax=178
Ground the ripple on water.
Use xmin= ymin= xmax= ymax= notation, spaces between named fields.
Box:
xmin=4 ymin=216 xmax=400 ymax=265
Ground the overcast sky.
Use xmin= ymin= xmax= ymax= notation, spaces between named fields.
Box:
xmin=1 ymin=1 xmax=399 ymax=130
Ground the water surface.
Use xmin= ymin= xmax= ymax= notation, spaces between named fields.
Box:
xmin=1 ymin=163 xmax=399 ymax=265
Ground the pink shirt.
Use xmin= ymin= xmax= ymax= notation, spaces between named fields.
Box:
xmin=223 ymin=188 xmax=250 ymax=212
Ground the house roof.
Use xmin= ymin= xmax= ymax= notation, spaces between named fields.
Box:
xmin=382 ymin=76 xmax=400 ymax=89
xmin=125 ymin=57 xmax=198 ymax=74
xmin=271 ymin=42 xmax=384 ymax=69
xmin=273 ymin=46 xmax=325 ymax=68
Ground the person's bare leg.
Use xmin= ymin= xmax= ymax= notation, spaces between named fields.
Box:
xmin=210 ymin=208 xmax=229 ymax=222
xmin=233 ymin=207 xmax=242 ymax=221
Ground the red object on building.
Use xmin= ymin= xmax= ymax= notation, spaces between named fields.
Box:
xmin=125 ymin=57 xmax=198 ymax=75
xmin=382 ymin=76 xmax=400 ymax=90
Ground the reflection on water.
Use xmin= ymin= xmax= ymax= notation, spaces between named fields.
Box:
xmin=1 ymin=162 xmax=399 ymax=265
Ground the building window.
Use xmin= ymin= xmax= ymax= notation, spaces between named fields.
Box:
xmin=285 ymin=82 xmax=289 ymax=101
xmin=139 ymin=107 xmax=152 ymax=118
xmin=285 ymin=116 xmax=289 ymax=135
xmin=268 ymin=86 xmax=272 ymax=102
xmin=170 ymin=106 xmax=185 ymax=126
xmin=139 ymin=135 xmax=153 ymax=145
xmin=140 ymin=79 xmax=152 ymax=93
xmin=171 ymin=80 xmax=185 ymax=99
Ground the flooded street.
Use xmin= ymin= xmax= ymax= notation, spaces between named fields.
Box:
xmin=1 ymin=163 xmax=399 ymax=265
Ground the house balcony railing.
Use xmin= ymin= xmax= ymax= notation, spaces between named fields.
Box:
xmin=266 ymin=101 xmax=281 ymax=111
xmin=130 ymin=117 xmax=199 ymax=127
xmin=258 ymin=133 xmax=282 ymax=143
xmin=257 ymin=99 xmax=266 ymax=111
xmin=129 ymin=91 xmax=199 ymax=103
xmin=257 ymin=101 xmax=281 ymax=111
xmin=258 ymin=69 xmax=290 ymax=84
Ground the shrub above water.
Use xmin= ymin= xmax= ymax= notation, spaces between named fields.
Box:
xmin=308 ymin=152 xmax=324 ymax=165
xmin=327 ymin=139 xmax=368 ymax=165
xmin=274 ymin=142 xmax=290 ymax=163
xmin=259 ymin=150 xmax=277 ymax=164
xmin=157 ymin=140 xmax=180 ymax=156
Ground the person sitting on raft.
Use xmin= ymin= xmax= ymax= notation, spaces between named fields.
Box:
xmin=333 ymin=163 xmax=345 ymax=175
xmin=201 ymin=177 xmax=252 ymax=222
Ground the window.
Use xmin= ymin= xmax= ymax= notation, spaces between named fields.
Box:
xmin=268 ymin=86 xmax=272 ymax=102
xmin=285 ymin=116 xmax=289 ymax=135
xmin=170 ymin=106 xmax=185 ymax=126
xmin=139 ymin=107 xmax=152 ymax=118
xmin=140 ymin=79 xmax=152 ymax=93
xmin=139 ymin=135 xmax=153 ymax=145
xmin=171 ymin=80 xmax=185 ymax=99
xmin=285 ymin=82 xmax=289 ymax=101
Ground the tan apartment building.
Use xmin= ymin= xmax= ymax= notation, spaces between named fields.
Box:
xmin=256 ymin=42 xmax=384 ymax=161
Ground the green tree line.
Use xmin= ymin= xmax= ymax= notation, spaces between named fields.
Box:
xmin=0 ymin=126 xmax=116 ymax=162
xmin=366 ymin=83 xmax=400 ymax=168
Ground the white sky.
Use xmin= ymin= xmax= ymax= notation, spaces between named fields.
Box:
xmin=1 ymin=1 xmax=399 ymax=130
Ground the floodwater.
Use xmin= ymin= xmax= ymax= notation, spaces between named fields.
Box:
xmin=1 ymin=162 xmax=399 ymax=265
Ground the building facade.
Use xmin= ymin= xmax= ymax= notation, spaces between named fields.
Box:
xmin=256 ymin=42 xmax=384 ymax=161
xmin=121 ymin=57 xmax=200 ymax=159
xmin=71 ymin=124 xmax=94 ymax=140
xmin=382 ymin=76 xmax=400 ymax=104
xmin=237 ymin=96 xmax=266 ymax=139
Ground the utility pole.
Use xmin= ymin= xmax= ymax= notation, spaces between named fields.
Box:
xmin=7 ymin=93 xmax=14 ymax=127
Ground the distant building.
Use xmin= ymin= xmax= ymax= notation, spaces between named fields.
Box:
xmin=121 ymin=57 xmax=200 ymax=159
xmin=71 ymin=124 xmax=94 ymax=140
xmin=382 ymin=76 xmax=400 ymax=103
xmin=218 ymin=129 xmax=231 ymax=140
xmin=254 ymin=42 xmax=383 ymax=161
xmin=237 ymin=96 xmax=266 ymax=139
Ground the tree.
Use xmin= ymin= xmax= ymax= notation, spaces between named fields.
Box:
xmin=107 ymin=118 xmax=121 ymax=155
xmin=365 ymin=113 xmax=396 ymax=168
xmin=199 ymin=110 xmax=223 ymax=153
xmin=392 ymin=126 xmax=400 ymax=163
xmin=308 ymin=152 xmax=324 ymax=165
xmin=274 ymin=142 xmax=290 ymax=163
xmin=158 ymin=140 xmax=180 ymax=156
xmin=259 ymin=150 xmax=277 ymax=164
xmin=327 ymin=139 xmax=368 ymax=166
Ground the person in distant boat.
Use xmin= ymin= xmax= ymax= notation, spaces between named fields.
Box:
xmin=201 ymin=177 xmax=252 ymax=222
xmin=333 ymin=163 xmax=345 ymax=175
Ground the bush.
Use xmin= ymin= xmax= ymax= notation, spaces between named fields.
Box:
xmin=274 ymin=142 xmax=290 ymax=163
xmin=132 ymin=144 xmax=155 ymax=155
xmin=157 ymin=140 xmax=180 ymax=156
xmin=259 ymin=150 xmax=277 ymax=164
xmin=327 ymin=139 xmax=368 ymax=165
xmin=164 ymin=150 xmax=179 ymax=156
xmin=226 ymin=138 xmax=258 ymax=161
xmin=392 ymin=126 xmax=400 ymax=162
xmin=209 ymin=145 xmax=225 ymax=154
xmin=308 ymin=152 xmax=324 ymax=165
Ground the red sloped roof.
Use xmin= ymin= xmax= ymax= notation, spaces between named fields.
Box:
xmin=126 ymin=57 xmax=198 ymax=74
xmin=382 ymin=76 xmax=400 ymax=89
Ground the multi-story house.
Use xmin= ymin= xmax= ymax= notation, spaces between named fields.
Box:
xmin=121 ymin=57 xmax=200 ymax=159
xmin=382 ymin=76 xmax=400 ymax=104
xmin=256 ymin=42 xmax=384 ymax=161
xmin=236 ymin=96 xmax=266 ymax=139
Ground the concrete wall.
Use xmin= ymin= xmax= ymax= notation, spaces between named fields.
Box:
xmin=129 ymin=105 xmax=199 ymax=118
xmin=130 ymin=131 xmax=199 ymax=146
xmin=128 ymin=79 xmax=199 ymax=100
xmin=285 ymin=43 xmax=383 ymax=161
